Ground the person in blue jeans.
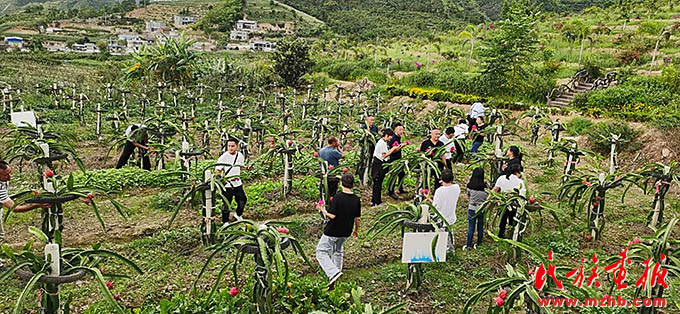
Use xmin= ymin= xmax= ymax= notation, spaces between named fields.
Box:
xmin=470 ymin=116 xmax=487 ymax=153
xmin=464 ymin=167 xmax=489 ymax=250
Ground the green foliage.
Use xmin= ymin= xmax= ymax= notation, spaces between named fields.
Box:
xmin=587 ymin=121 xmax=641 ymax=152
xmin=148 ymin=191 xmax=178 ymax=212
xmin=385 ymin=85 xmax=481 ymax=104
xmin=73 ymin=168 xmax=183 ymax=191
xmin=638 ymin=21 xmax=662 ymax=36
xmin=125 ymin=33 xmax=198 ymax=86
xmin=572 ymin=75 xmax=680 ymax=126
xmin=272 ymin=37 xmax=314 ymax=87
xmin=564 ymin=117 xmax=594 ymax=136
xmin=316 ymin=58 xmax=389 ymax=84
xmin=480 ymin=0 xmax=540 ymax=101
xmin=194 ymin=0 xmax=242 ymax=33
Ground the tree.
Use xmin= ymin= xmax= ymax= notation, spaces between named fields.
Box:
xmin=272 ymin=37 xmax=313 ymax=87
xmin=195 ymin=0 xmax=241 ymax=33
xmin=480 ymin=0 xmax=539 ymax=101
xmin=562 ymin=19 xmax=591 ymax=63
xmin=458 ymin=24 xmax=482 ymax=68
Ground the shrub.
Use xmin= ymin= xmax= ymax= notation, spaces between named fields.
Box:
xmin=385 ymin=85 xmax=480 ymax=104
xmin=587 ymin=121 xmax=641 ymax=152
xmin=564 ymin=117 xmax=594 ymax=136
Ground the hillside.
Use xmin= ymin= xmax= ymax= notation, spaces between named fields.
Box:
xmin=278 ymin=0 xmax=621 ymax=39
xmin=0 ymin=0 xmax=118 ymax=15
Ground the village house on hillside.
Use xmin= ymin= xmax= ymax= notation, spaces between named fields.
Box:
xmin=174 ymin=15 xmax=198 ymax=26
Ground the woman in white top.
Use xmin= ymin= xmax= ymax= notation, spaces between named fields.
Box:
xmin=426 ymin=169 xmax=459 ymax=252
xmin=492 ymin=164 xmax=525 ymax=238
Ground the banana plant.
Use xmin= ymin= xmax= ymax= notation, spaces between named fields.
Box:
xmin=559 ymin=172 xmax=642 ymax=240
xmin=194 ymin=220 xmax=313 ymax=314
xmin=476 ymin=189 xmax=562 ymax=263
xmin=1 ymin=229 xmax=142 ymax=314
xmin=635 ymin=162 xmax=680 ymax=229
xmin=615 ymin=218 xmax=680 ymax=314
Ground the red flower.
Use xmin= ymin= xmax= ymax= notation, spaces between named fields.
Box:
xmin=592 ymin=201 xmax=599 ymax=207
xmin=631 ymin=237 xmax=641 ymax=244
xmin=416 ymin=148 xmax=421 ymax=152
xmin=33 ymin=190 xmax=41 ymax=195
xmin=494 ymin=296 xmax=504 ymax=306
xmin=44 ymin=169 xmax=54 ymax=178
xmin=277 ymin=227 xmax=290 ymax=234
xmin=286 ymin=140 xmax=293 ymax=146
xmin=528 ymin=268 xmax=535 ymax=276
xmin=106 ymin=281 xmax=114 ymax=290
xmin=329 ymin=165 xmax=334 ymax=170
xmin=229 ymin=287 xmax=239 ymax=297
xmin=113 ymin=294 xmax=121 ymax=301
xmin=421 ymin=189 xmax=429 ymax=195
xmin=586 ymin=235 xmax=593 ymax=241
xmin=602 ymin=294 xmax=609 ymax=300
xmin=405 ymin=141 xmax=411 ymax=145
xmin=392 ymin=141 xmax=399 ymax=147
xmin=234 ymin=178 xmax=240 ymax=181
xmin=425 ymin=148 xmax=430 ymax=152
xmin=329 ymin=197 xmax=333 ymax=202
xmin=86 ymin=192 xmax=95 ymax=199
xmin=450 ymin=146 xmax=455 ymax=152
xmin=529 ymin=196 xmax=536 ymax=204
xmin=582 ymin=180 xmax=593 ymax=187
xmin=313 ymin=152 xmax=319 ymax=157
xmin=342 ymin=168 xmax=348 ymax=173
xmin=318 ymin=199 xmax=325 ymax=206
xmin=595 ymin=195 xmax=602 ymax=201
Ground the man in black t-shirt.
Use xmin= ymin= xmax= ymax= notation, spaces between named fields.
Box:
xmin=420 ymin=128 xmax=447 ymax=190
xmin=316 ymin=173 xmax=361 ymax=289
xmin=387 ymin=123 xmax=406 ymax=199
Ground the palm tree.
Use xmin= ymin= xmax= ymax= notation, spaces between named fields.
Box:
xmin=458 ymin=24 xmax=482 ymax=68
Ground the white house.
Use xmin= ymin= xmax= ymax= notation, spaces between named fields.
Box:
xmin=43 ymin=40 xmax=69 ymax=52
xmin=249 ymin=40 xmax=276 ymax=52
xmin=145 ymin=21 xmax=166 ymax=33
xmin=4 ymin=37 xmax=24 ymax=48
xmin=72 ymin=43 xmax=100 ymax=54
xmin=236 ymin=20 xmax=258 ymax=32
xmin=230 ymin=30 xmax=249 ymax=41
xmin=174 ymin=15 xmax=198 ymax=26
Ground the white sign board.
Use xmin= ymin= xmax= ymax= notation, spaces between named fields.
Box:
xmin=10 ymin=111 xmax=37 ymax=128
xmin=401 ymin=232 xmax=447 ymax=263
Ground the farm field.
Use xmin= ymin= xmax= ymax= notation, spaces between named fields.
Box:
xmin=1 ymin=0 xmax=680 ymax=314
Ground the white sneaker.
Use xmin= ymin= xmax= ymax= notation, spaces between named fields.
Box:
xmin=462 ymin=245 xmax=468 ymax=251
xmin=233 ymin=213 xmax=243 ymax=221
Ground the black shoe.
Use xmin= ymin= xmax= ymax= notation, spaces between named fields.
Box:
xmin=389 ymin=193 xmax=398 ymax=200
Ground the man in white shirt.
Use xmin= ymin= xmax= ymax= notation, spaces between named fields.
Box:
xmin=439 ymin=127 xmax=456 ymax=170
xmin=371 ymin=128 xmax=402 ymax=206
xmin=469 ymin=100 xmax=486 ymax=122
xmin=492 ymin=164 xmax=525 ymax=238
xmin=216 ymin=138 xmax=247 ymax=224
xmin=426 ymin=169 xmax=459 ymax=252
xmin=453 ymin=119 xmax=468 ymax=164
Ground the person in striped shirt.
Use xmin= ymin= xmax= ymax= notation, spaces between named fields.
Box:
xmin=0 ymin=160 xmax=51 ymax=241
